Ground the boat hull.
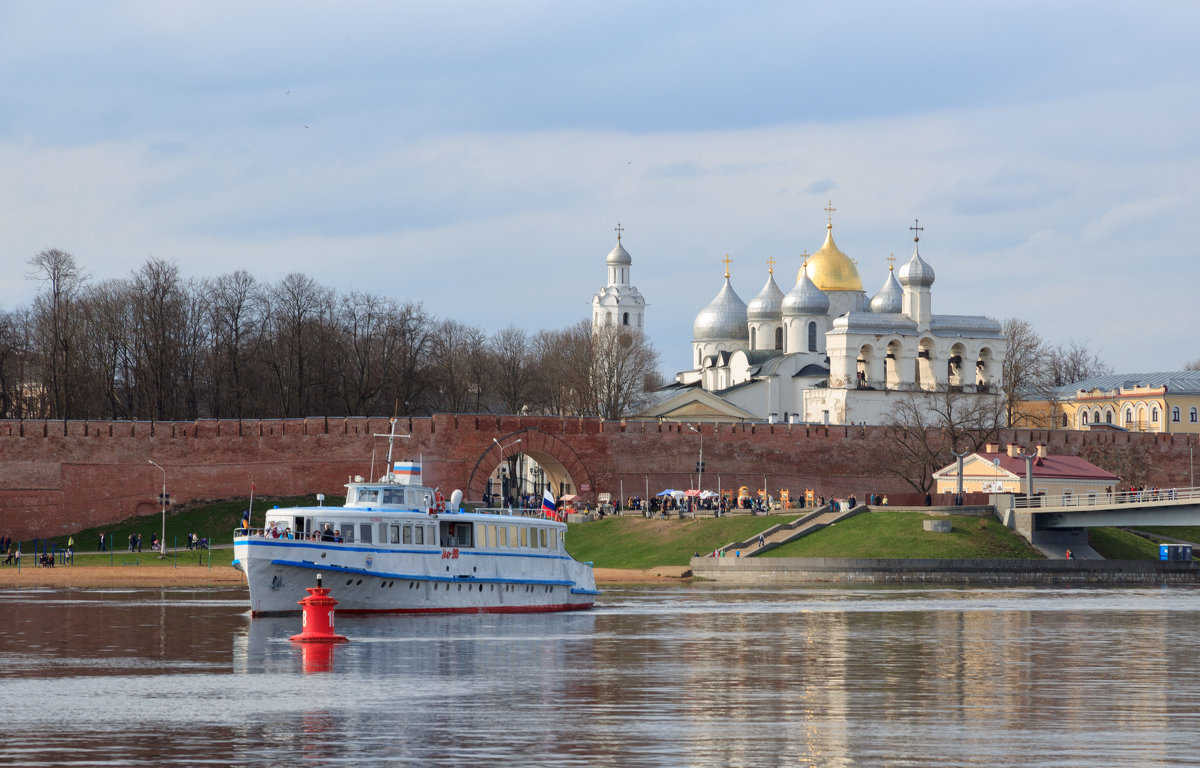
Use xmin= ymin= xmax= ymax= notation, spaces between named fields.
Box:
xmin=235 ymin=537 xmax=598 ymax=615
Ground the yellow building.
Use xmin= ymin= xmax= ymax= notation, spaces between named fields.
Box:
xmin=933 ymin=444 xmax=1120 ymax=499
xmin=1016 ymin=372 xmax=1200 ymax=434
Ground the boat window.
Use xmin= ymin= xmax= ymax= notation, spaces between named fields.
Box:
xmin=382 ymin=489 xmax=405 ymax=505
xmin=359 ymin=524 xmax=373 ymax=544
xmin=415 ymin=525 xmax=425 ymax=546
xmin=402 ymin=525 xmax=413 ymax=545
xmin=485 ymin=524 xmax=495 ymax=548
xmin=529 ymin=527 xmax=539 ymax=549
xmin=390 ymin=525 xmax=401 ymax=544
xmin=498 ymin=526 xmax=508 ymax=547
xmin=358 ymin=489 xmax=379 ymax=504
xmin=519 ymin=527 xmax=528 ymax=548
xmin=458 ymin=524 xmax=473 ymax=547
xmin=338 ymin=525 xmax=353 ymax=543
xmin=539 ymin=528 xmax=547 ymax=549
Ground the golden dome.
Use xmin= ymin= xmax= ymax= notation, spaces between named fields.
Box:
xmin=797 ymin=224 xmax=863 ymax=292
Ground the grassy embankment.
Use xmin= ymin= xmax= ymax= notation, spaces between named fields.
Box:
xmin=17 ymin=495 xmax=342 ymax=568
xmin=14 ymin=499 xmax=1191 ymax=570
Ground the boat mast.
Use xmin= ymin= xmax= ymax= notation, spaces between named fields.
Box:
xmin=373 ymin=417 xmax=409 ymax=482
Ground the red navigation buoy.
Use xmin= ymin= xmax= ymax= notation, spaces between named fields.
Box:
xmin=289 ymin=574 xmax=348 ymax=644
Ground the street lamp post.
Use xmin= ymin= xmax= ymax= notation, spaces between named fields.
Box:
xmin=148 ymin=460 xmax=167 ymax=558
xmin=951 ymin=449 xmax=970 ymax=503
xmin=493 ymin=438 xmax=522 ymax=505
xmin=688 ymin=425 xmax=705 ymax=494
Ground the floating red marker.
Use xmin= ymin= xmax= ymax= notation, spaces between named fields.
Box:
xmin=289 ymin=574 xmax=348 ymax=644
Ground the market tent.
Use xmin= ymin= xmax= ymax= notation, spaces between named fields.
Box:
xmin=683 ymin=489 xmax=701 ymax=497
xmin=655 ymin=489 xmax=676 ymax=497
xmin=560 ymin=494 xmax=579 ymax=502
xmin=699 ymin=490 xmax=719 ymax=499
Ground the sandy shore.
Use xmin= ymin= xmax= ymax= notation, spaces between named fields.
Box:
xmin=0 ymin=564 xmax=691 ymax=588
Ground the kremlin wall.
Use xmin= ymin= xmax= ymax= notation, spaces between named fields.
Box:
xmin=1 ymin=415 xmax=1198 ymax=541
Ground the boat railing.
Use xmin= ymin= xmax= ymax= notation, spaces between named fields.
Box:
xmin=472 ymin=507 xmax=563 ymax=519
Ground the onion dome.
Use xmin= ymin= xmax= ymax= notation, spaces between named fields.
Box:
xmin=747 ymin=269 xmax=785 ymax=321
xmin=693 ymin=264 xmax=749 ymax=341
xmin=782 ymin=261 xmax=829 ymax=317
xmin=898 ymin=222 xmax=935 ymax=287
xmin=869 ymin=265 xmax=903 ymax=313
xmin=797 ymin=222 xmax=863 ymax=292
xmin=606 ymin=240 xmax=632 ymax=266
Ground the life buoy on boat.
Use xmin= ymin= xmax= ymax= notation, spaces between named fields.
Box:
xmin=435 ymin=491 xmax=445 ymax=513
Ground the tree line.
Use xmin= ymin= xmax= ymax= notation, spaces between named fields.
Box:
xmin=1 ymin=250 xmax=661 ymax=422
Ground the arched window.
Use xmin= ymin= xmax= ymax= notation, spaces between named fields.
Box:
xmin=774 ymin=327 xmax=783 ymax=350
xmin=1080 ymin=411 xmax=1089 ymax=426
xmin=605 ymin=312 xmax=613 ymax=326
xmin=622 ymin=312 xmax=630 ymax=326
xmin=1192 ymin=407 xmax=1199 ymax=423
xmin=1061 ymin=413 xmax=1068 ymax=427
xmin=1152 ymin=407 xmax=1159 ymax=423
xmin=1173 ymin=407 xmax=1181 ymax=422
xmin=1106 ymin=409 xmax=1113 ymax=424
xmin=807 ymin=321 xmax=817 ymax=352
xmin=1125 ymin=408 xmax=1133 ymax=425
xmin=750 ymin=327 xmax=757 ymax=349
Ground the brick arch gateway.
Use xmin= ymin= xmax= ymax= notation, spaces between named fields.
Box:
xmin=466 ymin=427 xmax=594 ymax=504
xmin=0 ymin=413 xmax=1195 ymax=539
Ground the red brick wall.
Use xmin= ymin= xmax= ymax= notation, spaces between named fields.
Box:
xmin=1 ymin=416 xmax=1196 ymax=540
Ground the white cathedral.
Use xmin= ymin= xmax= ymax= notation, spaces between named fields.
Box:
xmin=594 ymin=208 xmax=1008 ymax=425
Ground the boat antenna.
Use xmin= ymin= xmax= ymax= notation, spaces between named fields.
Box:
xmin=373 ymin=413 xmax=410 ymax=482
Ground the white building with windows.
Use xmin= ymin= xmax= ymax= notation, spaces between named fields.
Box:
xmin=591 ymin=227 xmax=646 ymax=333
xmin=641 ymin=208 xmax=1007 ymax=425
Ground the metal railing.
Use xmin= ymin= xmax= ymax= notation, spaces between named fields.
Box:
xmin=1012 ymin=486 xmax=1200 ymax=510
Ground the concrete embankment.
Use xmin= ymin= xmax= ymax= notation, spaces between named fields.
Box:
xmin=690 ymin=556 xmax=1200 ymax=585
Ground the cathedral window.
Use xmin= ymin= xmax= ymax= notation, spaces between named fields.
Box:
xmin=774 ymin=327 xmax=783 ymax=350
xmin=750 ymin=327 xmax=757 ymax=349
xmin=623 ymin=312 xmax=630 ymax=326
xmin=807 ymin=322 xmax=817 ymax=352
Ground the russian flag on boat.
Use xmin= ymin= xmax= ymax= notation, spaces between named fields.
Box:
xmin=542 ymin=489 xmax=558 ymax=518
xmin=393 ymin=461 xmax=421 ymax=485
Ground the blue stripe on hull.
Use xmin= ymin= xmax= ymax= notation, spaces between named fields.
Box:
xmin=270 ymin=558 xmax=575 ymax=587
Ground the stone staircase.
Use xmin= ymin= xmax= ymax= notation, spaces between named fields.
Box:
xmin=716 ymin=504 xmax=871 ymax=556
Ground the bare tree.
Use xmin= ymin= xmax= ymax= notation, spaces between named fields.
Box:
xmin=207 ymin=270 xmax=261 ymax=419
xmin=260 ymin=273 xmax=333 ymax=417
xmin=27 ymin=249 xmax=87 ymax=418
xmin=1185 ymin=359 xmax=1200 ymax=372
xmin=427 ymin=319 xmax=487 ymax=414
xmin=1000 ymin=317 xmax=1049 ymax=427
xmin=868 ymin=387 xmax=1006 ymax=494
xmin=490 ymin=326 xmax=535 ymax=414
xmin=1046 ymin=339 xmax=1111 ymax=387
xmin=590 ymin=326 xmax=660 ymax=419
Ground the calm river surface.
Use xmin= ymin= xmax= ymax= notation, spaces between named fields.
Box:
xmin=1 ymin=584 xmax=1199 ymax=767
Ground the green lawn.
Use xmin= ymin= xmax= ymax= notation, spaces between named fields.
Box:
xmin=17 ymin=495 xmax=343 ymax=555
xmin=762 ymin=511 xmax=1044 ymax=559
xmin=1087 ymin=527 xmax=1162 ymax=560
xmin=566 ymin=515 xmax=793 ymax=568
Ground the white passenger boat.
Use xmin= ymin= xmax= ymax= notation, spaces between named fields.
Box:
xmin=232 ymin=431 xmax=598 ymax=615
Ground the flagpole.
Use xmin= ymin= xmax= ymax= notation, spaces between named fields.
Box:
xmin=249 ymin=482 xmax=255 ymax=528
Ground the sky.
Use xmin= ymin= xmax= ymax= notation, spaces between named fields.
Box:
xmin=1 ymin=1 xmax=1197 ymax=377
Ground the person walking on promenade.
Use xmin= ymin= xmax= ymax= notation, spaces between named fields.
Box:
xmin=758 ymin=534 xmax=765 ymax=548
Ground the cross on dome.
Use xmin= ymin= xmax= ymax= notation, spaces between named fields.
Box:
xmin=910 ymin=219 xmax=923 ymax=243
xmin=723 ymin=254 xmax=732 ymax=279
xmin=614 ymin=221 xmax=624 ymax=242
xmin=887 ymin=254 xmax=896 ymax=271
xmin=766 ymin=256 xmax=776 ymax=275
xmin=824 ymin=201 xmax=837 ymax=229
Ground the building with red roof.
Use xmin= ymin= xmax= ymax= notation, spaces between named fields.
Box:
xmin=933 ymin=443 xmax=1120 ymax=501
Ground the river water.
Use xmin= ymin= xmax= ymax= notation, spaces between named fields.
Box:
xmin=1 ymin=584 xmax=1199 ymax=767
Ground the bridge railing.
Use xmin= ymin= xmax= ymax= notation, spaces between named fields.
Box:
xmin=1012 ymin=486 xmax=1200 ymax=510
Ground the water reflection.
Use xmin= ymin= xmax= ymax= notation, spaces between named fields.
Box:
xmin=1 ymin=584 xmax=1200 ymax=766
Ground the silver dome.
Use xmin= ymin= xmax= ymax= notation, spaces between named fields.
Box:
xmin=606 ymin=241 xmax=632 ymax=266
xmin=781 ymin=269 xmax=829 ymax=316
xmin=693 ymin=278 xmax=749 ymax=341
xmin=898 ymin=246 xmax=935 ymax=288
xmin=869 ymin=268 xmax=903 ymax=313
xmin=747 ymin=272 xmax=785 ymax=321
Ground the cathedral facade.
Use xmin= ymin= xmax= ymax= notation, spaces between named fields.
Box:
xmin=643 ymin=208 xmax=1008 ymax=425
